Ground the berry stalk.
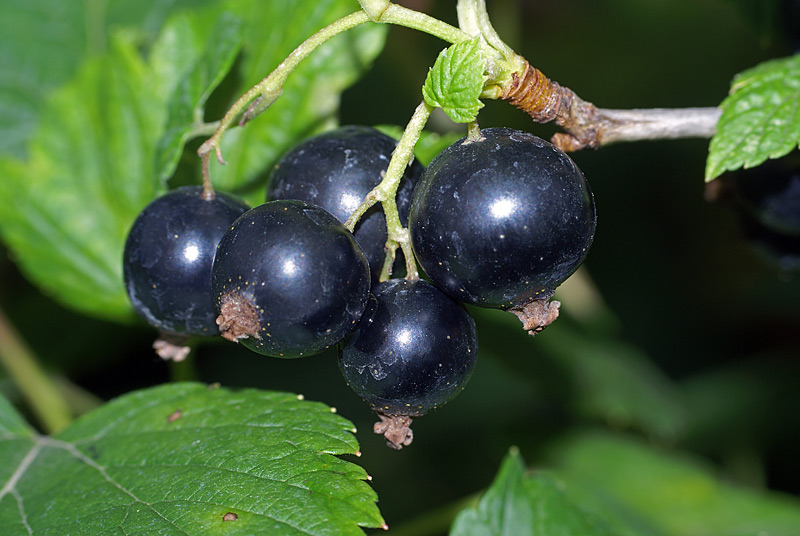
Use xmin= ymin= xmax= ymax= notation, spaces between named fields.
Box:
xmin=344 ymin=101 xmax=434 ymax=281
xmin=198 ymin=3 xmax=469 ymax=195
xmin=198 ymin=10 xmax=373 ymax=194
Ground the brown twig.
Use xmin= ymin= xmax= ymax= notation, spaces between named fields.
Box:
xmin=502 ymin=59 xmax=721 ymax=151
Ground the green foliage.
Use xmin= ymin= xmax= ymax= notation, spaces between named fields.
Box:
xmin=0 ymin=0 xmax=385 ymax=320
xmin=706 ymin=53 xmax=800 ymax=181
xmin=0 ymin=34 xmax=168 ymax=320
xmin=471 ymin=306 xmax=687 ymax=442
xmin=422 ymin=38 xmax=486 ymax=123
xmin=549 ymin=432 xmax=800 ymax=536
xmin=0 ymin=0 xmax=215 ymax=158
xmin=154 ymin=10 xmax=244 ymax=182
xmin=450 ymin=449 xmax=614 ymax=536
xmin=452 ymin=433 xmax=800 ymax=536
xmin=209 ymin=0 xmax=387 ymax=196
xmin=0 ymin=1 xmax=799 ymax=535
xmin=0 ymin=383 xmax=384 ymax=535
xmin=536 ymin=319 xmax=687 ymax=441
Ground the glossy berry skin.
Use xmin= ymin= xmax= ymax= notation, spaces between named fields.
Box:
xmin=740 ymin=210 xmax=800 ymax=274
xmin=267 ymin=125 xmax=423 ymax=281
xmin=338 ymin=279 xmax=478 ymax=417
xmin=211 ymin=200 xmax=370 ymax=358
xmin=733 ymin=152 xmax=800 ymax=235
xmin=409 ymin=128 xmax=596 ymax=309
xmin=123 ymin=186 xmax=248 ymax=335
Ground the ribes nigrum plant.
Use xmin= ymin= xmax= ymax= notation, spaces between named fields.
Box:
xmin=408 ymin=128 xmax=596 ymax=311
xmin=211 ymin=200 xmax=371 ymax=358
xmin=338 ymin=278 xmax=478 ymax=449
xmin=123 ymin=186 xmax=248 ymax=337
xmin=267 ymin=125 xmax=423 ymax=281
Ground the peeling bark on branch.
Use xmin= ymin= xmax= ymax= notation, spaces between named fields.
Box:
xmin=502 ymin=59 xmax=721 ymax=151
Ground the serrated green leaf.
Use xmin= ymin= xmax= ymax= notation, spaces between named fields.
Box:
xmin=154 ymin=10 xmax=244 ymax=182
xmin=550 ymin=432 xmax=800 ymax=536
xmin=0 ymin=383 xmax=383 ymax=535
xmin=706 ymin=54 xmax=800 ymax=181
xmin=0 ymin=35 xmax=167 ymax=320
xmin=450 ymin=449 xmax=614 ymax=536
xmin=422 ymin=38 xmax=486 ymax=124
xmin=209 ymin=0 xmax=387 ymax=204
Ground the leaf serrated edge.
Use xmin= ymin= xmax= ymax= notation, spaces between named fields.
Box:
xmin=705 ymin=54 xmax=800 ymax=181
xmin=423 ymin=38 xmax=486 ymax=123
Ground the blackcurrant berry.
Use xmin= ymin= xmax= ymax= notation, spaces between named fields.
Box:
xmin=267 ymin=125 xmax=423 ymax=281
xmin=211 ymin=200 xmax=371 ymax=358
xmin=733 ymin=152 xmax=800 ymax=236
xmin=123 ymin=186 xmax=248 ymax=335
xmin=409 ymin=128 xmax=596 ymax=309
xmin=338 ymin=279 xmax=478 ymax=449
xmin=740 ymin=210 xmax=800 ymax=275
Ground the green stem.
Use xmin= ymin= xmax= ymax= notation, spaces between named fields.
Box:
xmin=197 ymin=3 xmax=470 ymax=192
xmin=344 ymin=101 xmax=433 ymax=281
xmin=376 ymin=4 xmax=467 ymax=44
xmin=0 ymin=308 xmax=72 ymax=433
xmin=197 ymin=10 xmax=373 ymax=190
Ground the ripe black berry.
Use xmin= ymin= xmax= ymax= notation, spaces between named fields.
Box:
xmin=338 ymin=279 xmax=478 ymax=448
xmin=267 ymin=125 xmax=423 ymax=281
xmin=733 ymin=152 xmax=800 ymax=236
xmin=123 ymin=186 xmax=247 ymax=335
xmin=740 ymin=210 xmax=800 ymax=274
xmin=409 ymin=127 xmax=596 ymax=309
xmin=211 ymin=200 xmax=371 ymax=358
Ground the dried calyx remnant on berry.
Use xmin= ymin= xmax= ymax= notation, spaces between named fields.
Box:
xmin=338 ymin=279 xmax=478 ymax=449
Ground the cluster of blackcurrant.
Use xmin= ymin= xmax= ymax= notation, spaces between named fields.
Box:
xmin=123 ymin=125 xmax=596 ymax=448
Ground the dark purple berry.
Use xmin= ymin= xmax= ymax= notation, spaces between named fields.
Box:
xmin=123 ymin=186 xmax=247 ymax=335
xmin=211 ymin=200 xmax=371 ymax=358
xmin=338 ymin=279 xmax=478 ymax=448
xmin=740 ymin=210 xmax=800 ymax=275
xmin=267 ymin=125 xmax=423 ymax=281
xmin=733 ymin=151 xmax=800 ymax=236
xmin=409 ymin=128 xmax=596 ymax=309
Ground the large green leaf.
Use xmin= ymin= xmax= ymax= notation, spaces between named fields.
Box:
xmin=0 ymin=0 xmax=216 ymax=158
xmin=154 ymin=9 xmax=244 ymax=182
xmin=549 ymin=432 xmax=800 ymax=536
xmin=450 ymin=449 xmax=614 ymax=536
xmin=0 ymin=34 xmax=168 ymax=320
xmin=706 ymin=53 xmax=800 ymax=181
xmin=0 ymin=383 xmax=384 ymax=535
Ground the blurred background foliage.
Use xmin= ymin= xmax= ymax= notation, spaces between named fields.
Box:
xmin=1 ymin=0 xmax=799 ymax=534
